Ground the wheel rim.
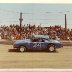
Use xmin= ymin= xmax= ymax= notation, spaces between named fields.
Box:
xmin=20 ymin=47 xmax=25 ymax=52
xmin=49 ymin=46 xmax=54 ymax=52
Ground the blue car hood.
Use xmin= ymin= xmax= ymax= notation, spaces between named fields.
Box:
xmin=49 ymin=39 xmax=60 ymax=43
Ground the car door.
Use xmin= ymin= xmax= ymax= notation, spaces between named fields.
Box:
xmin=31 ymin=38 xmax=46 ymax=50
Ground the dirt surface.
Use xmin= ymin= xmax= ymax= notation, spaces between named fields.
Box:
xmin=0 ymin=44 xmax=72 ymax=68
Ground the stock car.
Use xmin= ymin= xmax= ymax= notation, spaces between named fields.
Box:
xmin=13 ymin=35 xmax=63 ymax=52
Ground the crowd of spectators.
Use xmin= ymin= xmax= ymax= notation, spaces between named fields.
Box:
xmin=0 ymin=24 xmax=72 ymax=40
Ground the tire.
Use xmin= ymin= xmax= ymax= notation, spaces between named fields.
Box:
xmin=19 ymin=46 xmax=26 ymax=52
xmin=48 ymin=44 xmax=56 ymax=52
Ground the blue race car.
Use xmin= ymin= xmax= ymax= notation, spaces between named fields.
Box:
xmin=13 ymin=35 xmax=63 ymax=52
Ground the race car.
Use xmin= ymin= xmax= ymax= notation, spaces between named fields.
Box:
xmin=13 ymin=35 xmax=63 ymax=52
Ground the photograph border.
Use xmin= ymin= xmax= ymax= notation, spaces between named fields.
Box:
xmin=0 ymin=0 xmax=72 ymax=72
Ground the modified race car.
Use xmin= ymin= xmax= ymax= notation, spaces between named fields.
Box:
xmin=13 ymin=35 xmax=63 ymax=52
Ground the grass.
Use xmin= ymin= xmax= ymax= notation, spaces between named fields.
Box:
xmin=0 ymin=44 xmax=72 ymax=68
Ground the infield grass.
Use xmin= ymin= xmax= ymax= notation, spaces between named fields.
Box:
xmin=0 ymin=44 xmax=72 ymax=68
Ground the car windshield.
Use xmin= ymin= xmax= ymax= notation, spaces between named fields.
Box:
xmin=31 ymin=38 xmax=45 ymax=42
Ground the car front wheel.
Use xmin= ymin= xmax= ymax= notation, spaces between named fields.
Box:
xmin=48 ymin=45 xmax=56 ymax=52
xmin=19 ymin=46 xmax=26 ymax=52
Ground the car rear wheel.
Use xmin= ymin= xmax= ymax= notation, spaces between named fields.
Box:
xmin=48 ymin=44 xmax=56 ymax=52
xmin=19 ymin=46 xmax=26 ymax=52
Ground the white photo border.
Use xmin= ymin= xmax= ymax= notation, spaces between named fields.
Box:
xmin=0 ymin=0 xmax=72 ymax=72
xmin=0 ymin=0 xmax=72 ymax=3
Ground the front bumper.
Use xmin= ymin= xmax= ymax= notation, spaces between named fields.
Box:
xmin=55 ymin=43 xmax=63 ymax=48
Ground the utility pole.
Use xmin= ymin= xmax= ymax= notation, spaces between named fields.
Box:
xmin=19 ymin=12 xmax=23 ymax=39
xmin=65 ymin=14 xmax=67 ymax=31
xmin=65 ymin=14 xmax=67 ymax=39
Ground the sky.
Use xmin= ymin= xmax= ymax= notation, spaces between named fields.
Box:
xmin=0 ymin=4 xmax=72 ymax=29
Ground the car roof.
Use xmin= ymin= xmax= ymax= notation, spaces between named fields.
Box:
xmin=32 ymin=35 xmax=49 ymax=39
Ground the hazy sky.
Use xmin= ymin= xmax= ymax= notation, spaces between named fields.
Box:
xmin=0 ymin=4 xmax=72 ymax=28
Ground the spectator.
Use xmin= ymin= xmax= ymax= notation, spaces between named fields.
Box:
xmin=0 ymin=24 xmax=72 ymax=41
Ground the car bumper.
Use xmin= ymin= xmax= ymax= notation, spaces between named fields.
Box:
xmin=55 ymin=43 xmax=63 ymax=48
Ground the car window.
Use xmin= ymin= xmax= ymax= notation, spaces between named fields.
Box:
xmin=32 ymin=38 xmax=45 ymax=42
xmin=32 ymin=38 xmax=39 ymax=42
xmin=38 ymin=39 xmax=45 ymax=42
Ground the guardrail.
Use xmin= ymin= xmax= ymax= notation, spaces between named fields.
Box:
xmin=0 ymin=39 xmax=72 ymax=46
xmin=60 ymin=41 xmax=72 ymax=46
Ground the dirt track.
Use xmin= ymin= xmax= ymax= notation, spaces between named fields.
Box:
xmin=0 ymin=44 xmax=72 ymax=68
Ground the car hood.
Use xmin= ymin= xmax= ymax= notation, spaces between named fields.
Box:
xmin=48 ymin=39 xmax=60 ymax=43
xmin=15 ymin=39 xmax=31 ymax=44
